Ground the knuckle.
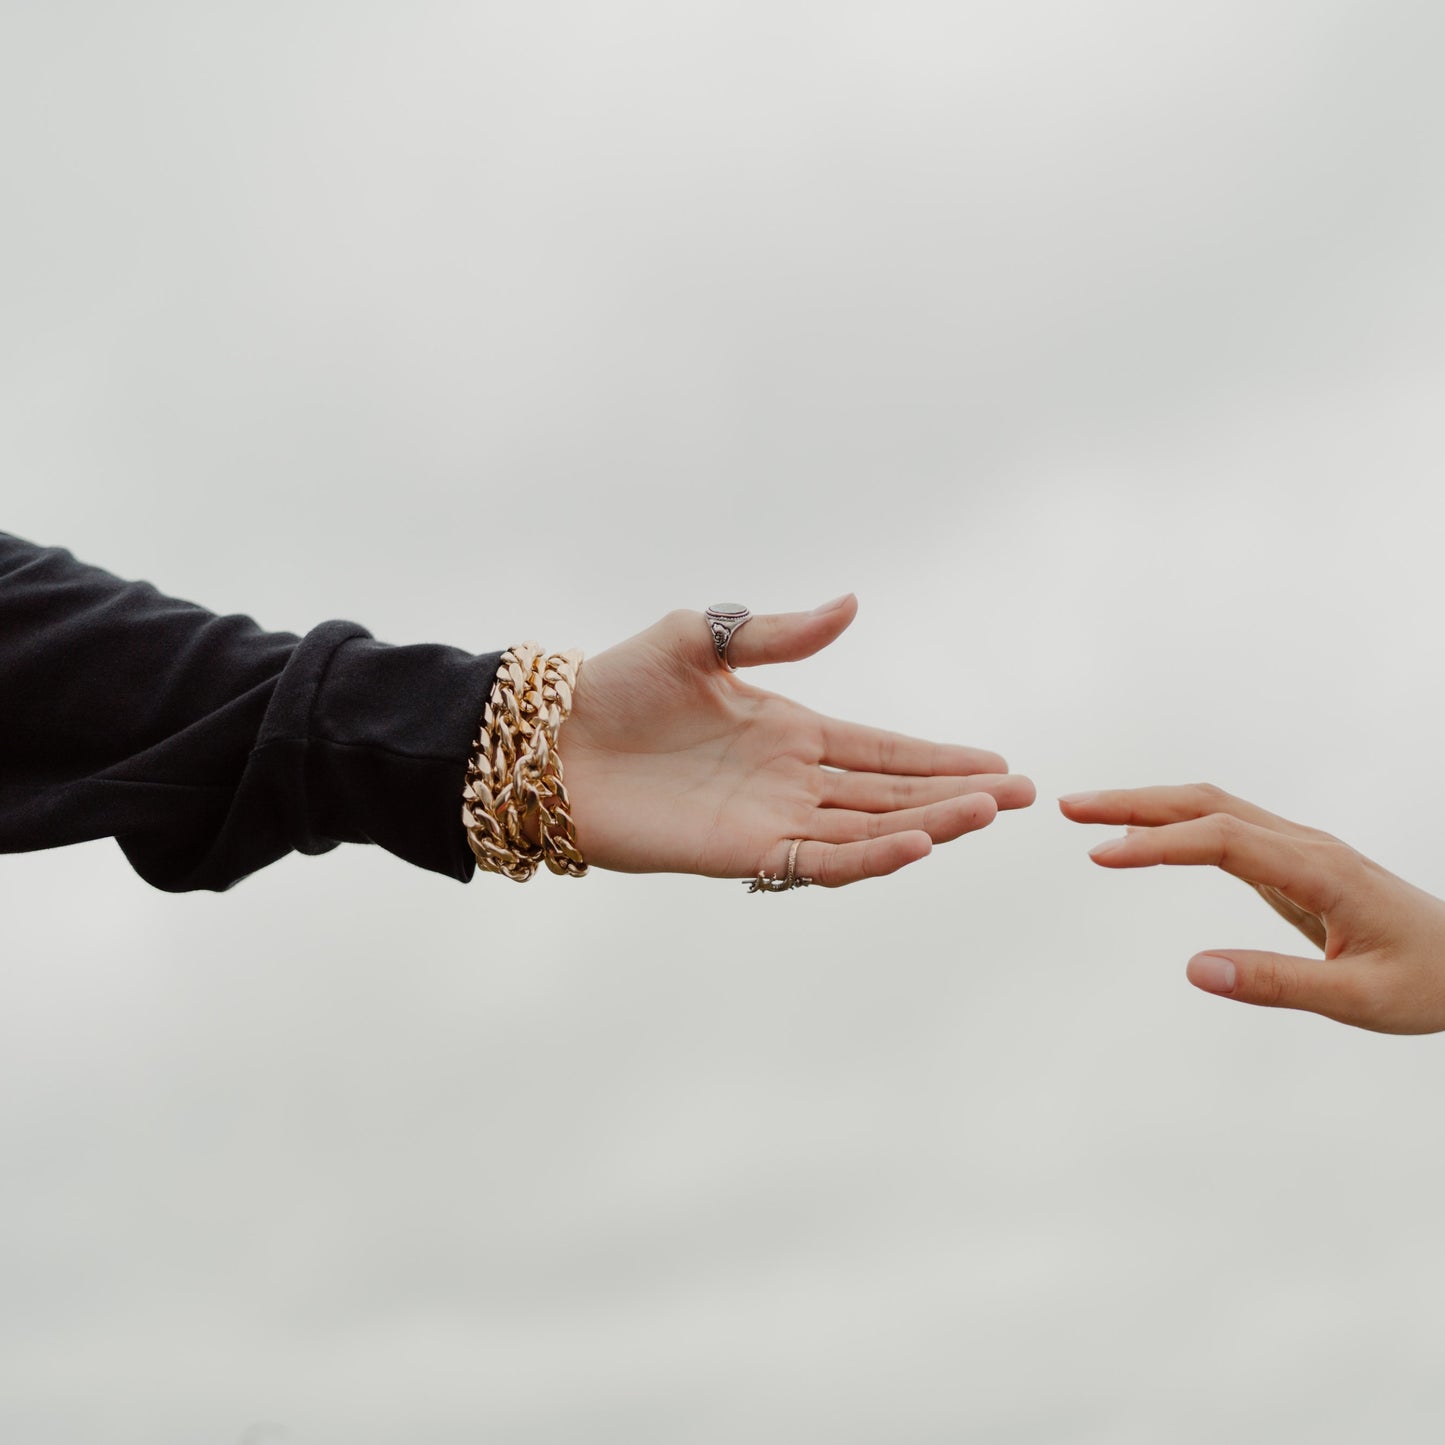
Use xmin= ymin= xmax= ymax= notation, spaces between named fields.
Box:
xmin=1194 ymin=782 xmax=1228 ymax=805
xmin=1249 ymin=955 xmax=1298 ymax=1007
xmin=810 ymin=847 xmax=840 ymax=888
xmin=1311 ymin=839 xmax=1361 ymax=891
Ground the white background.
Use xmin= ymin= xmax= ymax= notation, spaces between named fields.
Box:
xmin=4 ymin=3 xmax=1445 ymax=1442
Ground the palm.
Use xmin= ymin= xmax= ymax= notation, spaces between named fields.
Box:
xmin=566 ymin=656 xmax=827 ymax=877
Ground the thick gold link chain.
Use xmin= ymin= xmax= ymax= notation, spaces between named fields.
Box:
xmin=461 ymin=644 xmax=587 ymax=881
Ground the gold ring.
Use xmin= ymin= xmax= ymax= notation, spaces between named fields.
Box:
xmin=743 ymin=838 xmax=814 ymax=893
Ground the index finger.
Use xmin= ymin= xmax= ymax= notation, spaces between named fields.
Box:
xmin=1059 ymin=784 xmax=1319 ymax=839
xmin=819 ymin=716 xmax=1007 ymax=777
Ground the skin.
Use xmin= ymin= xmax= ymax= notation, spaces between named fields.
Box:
xmin=1059 ymin=784 xmax=1445 ymax=1034
xmin=555 ymin=594 xmax=1036 ymax=888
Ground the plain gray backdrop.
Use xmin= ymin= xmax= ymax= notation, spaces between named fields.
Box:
xmin=4 ymin=3 xmax=1445 ymax=1442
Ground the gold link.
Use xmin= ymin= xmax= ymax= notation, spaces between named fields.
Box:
xmin=461 ymin=642 xmax=588 ymax=882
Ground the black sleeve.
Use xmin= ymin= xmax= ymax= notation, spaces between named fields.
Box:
xmin=0 ymin=532 xmax=502 ymax=892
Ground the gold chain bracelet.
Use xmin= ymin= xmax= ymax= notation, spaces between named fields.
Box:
xmin=461 ymin=643 xmax=588 ymax=881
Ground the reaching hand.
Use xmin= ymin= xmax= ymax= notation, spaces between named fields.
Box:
xmin=558 ymin=596 xmax=1035 ymax=887
xmin=1061 ymin=783 xmax=1445 ymax=1033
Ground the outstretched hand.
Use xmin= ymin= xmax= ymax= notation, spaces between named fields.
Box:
xmin=558 ymin=596 xmax=1035 ymax=887
xmin=1061 ymin=784 xmax=1445 ymax=1034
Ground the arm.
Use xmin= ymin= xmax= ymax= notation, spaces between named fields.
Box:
xmin=2 ymin=536 xmax=1034 ymax=894
xmin=1060 ymin=783 xmax=1445 ymax=1034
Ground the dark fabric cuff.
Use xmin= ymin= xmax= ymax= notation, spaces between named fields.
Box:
xmin=295 ymin=629 xmax=503 ymax=883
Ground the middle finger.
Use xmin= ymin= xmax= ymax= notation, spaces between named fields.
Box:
xmin=819 ymin=770 xmax=1036 ymax=813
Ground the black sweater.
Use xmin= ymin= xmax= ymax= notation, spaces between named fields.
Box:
xmin=0 ymin=533 xmax=502 ymax=891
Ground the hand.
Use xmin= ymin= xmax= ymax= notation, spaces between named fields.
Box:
xmin=1060 ymin=783 xmax=1445 ymax=1034
xmin=557 ymin=596 xmax=1035 ymax=887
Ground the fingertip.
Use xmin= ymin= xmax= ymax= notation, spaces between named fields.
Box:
xmin=1187 ymin=953 xmax=1239 ymax=996
xmin=948 ymin=793 xmax=998 ymax=840
xmin=971 ymin=792 xmax=1000 ymax=824
xmin=811 ymin=591 xmax=858 ymax=619
xmin=808 ymin=593 xmax=858 ymax=646
xmin=857 ymin=830 xmax=931 ymax=884
xmin=1087 ymin=836 xmax=1131 ymax=864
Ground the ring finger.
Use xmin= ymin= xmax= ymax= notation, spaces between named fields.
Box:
xmin=807 ymin=791 xmax=999 ymax=846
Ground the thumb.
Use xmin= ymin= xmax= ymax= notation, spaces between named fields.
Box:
xmin=726 ymin=594 xmax=858 ymax=668
xmin=1187 ymin=949 xmax=1364 ymax=1025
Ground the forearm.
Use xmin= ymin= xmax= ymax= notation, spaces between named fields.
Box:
xmin=0 ymin=533 xmax=500 ymax=891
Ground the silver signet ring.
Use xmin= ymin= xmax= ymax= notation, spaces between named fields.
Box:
xmin=705 ymin=603 xmax=752 ymax=671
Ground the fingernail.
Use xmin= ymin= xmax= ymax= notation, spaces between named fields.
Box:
xmin=1188 ymin=954 xmax=1237 ymax=995
xmin=812 ymin=593 xmax=852 ymax=615
xmin=1088 ymin=836 xmax=1128 ymax=858
xmin=1059 ymin=791 xmax=1099 ymax=804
